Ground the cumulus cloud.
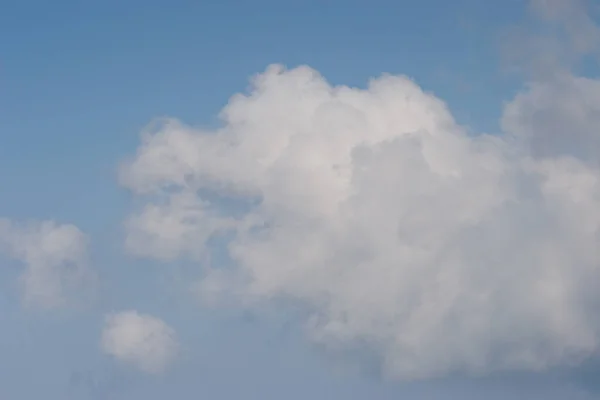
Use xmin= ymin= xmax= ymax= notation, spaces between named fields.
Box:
xmin=101 ymin=311 xmax=178 ymax=374
xmin=0 ymin=219 xmax=92 ymax=309
xmin=118 ymin=3 xmax=600 ymax=382
xmin=118 ymin=63 xmax=600 ymax=380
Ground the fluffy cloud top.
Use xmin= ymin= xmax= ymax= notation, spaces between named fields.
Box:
xmin=101 ymin=311 xmax=178 ymax=374
xmin=118 ymin=62 xmax=600 ymax=380
xmin=0 ymin=219 xmax=91 ymax=308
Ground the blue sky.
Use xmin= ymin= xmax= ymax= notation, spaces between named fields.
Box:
xmin=0 ymin=0 xmax=518 ymax=223
xmin=1 ymin=0 xmax=600 ymax=399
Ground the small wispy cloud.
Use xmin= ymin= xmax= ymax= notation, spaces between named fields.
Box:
xmin=101 ymin=310 xmax=178 ymax=374
xmin=0 ymin=218 xmax=94 ymax=309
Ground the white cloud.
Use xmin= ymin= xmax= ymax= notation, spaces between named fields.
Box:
xmin=101 ymin=310 xmax=178 ymax=374
xmin=118 ymin=63 xmax=600 ymax=380
xmin=0 ymin=219 xmax=92 ymax=309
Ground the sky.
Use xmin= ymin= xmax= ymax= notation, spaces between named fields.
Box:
xmin=1 ymin=0 xmax=600 ymax=398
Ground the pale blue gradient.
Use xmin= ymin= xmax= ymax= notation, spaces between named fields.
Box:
xmin=0 ymin=0 xmax=596 ymax=398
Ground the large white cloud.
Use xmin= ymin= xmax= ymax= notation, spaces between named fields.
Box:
xmin=101 ymin=310 xmax=178 ymax=374
xmin=118 ymin=62 xmax=600 ymax=380
xmin=0 ymin=219 xmax=92 ymax=309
